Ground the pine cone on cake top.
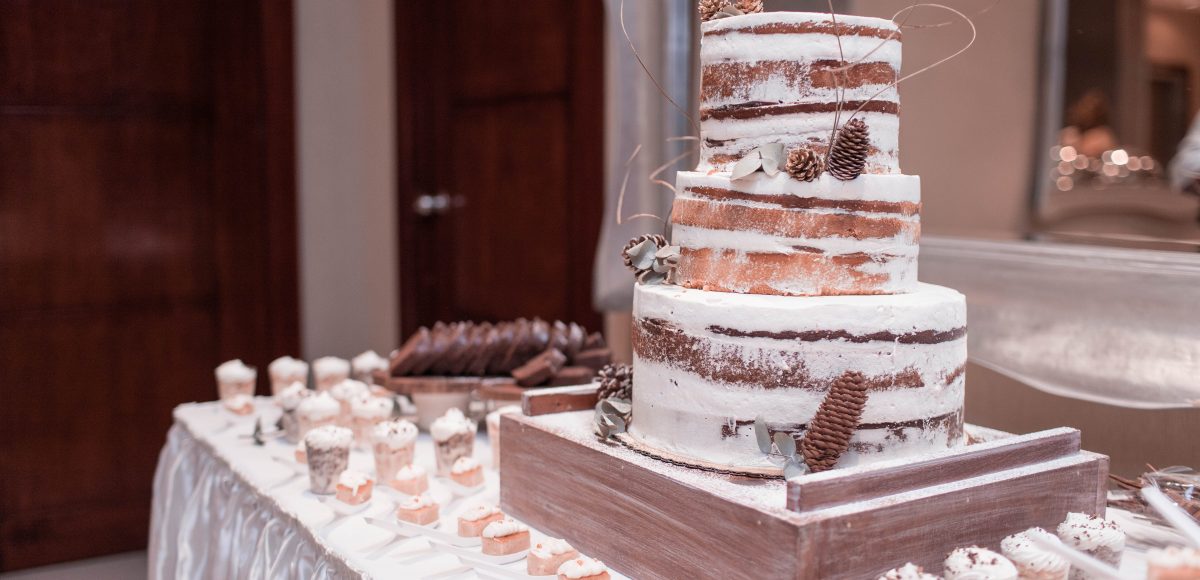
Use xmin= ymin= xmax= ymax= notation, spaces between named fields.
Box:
xmin=737 ymin=0 xmax=764 ymax=14
xmin=698 ymin=0 xmax=726 ymax=21
xmin=799 ymin=370 xmax=868 ymax=472
xmin=785 ymin=147 xmax=824 ymax=182
xmin=827 ymin=118 xmax=870 ymax=181
xmin=596 ymin=363 xmax=632 ymax=401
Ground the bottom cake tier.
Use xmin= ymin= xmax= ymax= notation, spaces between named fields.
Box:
xmin=628 ymin=282 xmax=967 ymax=470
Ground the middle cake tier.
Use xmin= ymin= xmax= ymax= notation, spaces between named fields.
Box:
xmin=628 ymin=282 xmax=966 ymax=471
xmin=671 ymin=170 xmax=921 ymax=296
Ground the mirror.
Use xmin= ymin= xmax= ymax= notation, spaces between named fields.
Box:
xmin=1034 ymin=0 xmax=1200 ymax=251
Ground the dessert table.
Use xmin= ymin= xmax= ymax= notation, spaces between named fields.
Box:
xmin=149 ymin=399 xmax=620 ymax=580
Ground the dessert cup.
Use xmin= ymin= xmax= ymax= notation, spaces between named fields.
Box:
xmin=304 ymin=425 xmax=352 ymax=495
xmin=215 ymin=359 xmax=256 ymax=401
xmin=528 ymin=538 xmax=579 ymax=576
xmin=431 ymin=408 xmax=476 ymax=476
xmin=329 ymin=379 xmax=370 ymax=427
xmin=312 ymin=356 xmax=351 ymax=392
xmin=352 ymin=350 xmax=388 ymax=385
xmin=371 ymin=419 xmax=417 ymax=481
xmin=1055 ymin=512 xmax=1125 ymax=578
xmin=944 ymin=546 xmax=1018 ymax=580
xmin=268 ymin=355 xmax=308 ymax=396
xmin=481 ymin=519 xmax=530 ymax=556
xmin=296 ymin=392 xmax=340 ymax=439
xmin=1000 ymin=528 xmax=1070 ymax=580
xmin=275 ymin=381 xmax=311 ymax=443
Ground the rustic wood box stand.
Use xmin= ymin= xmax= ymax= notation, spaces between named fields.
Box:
xmin=499 ymin=386 xmax=1109 ymax=579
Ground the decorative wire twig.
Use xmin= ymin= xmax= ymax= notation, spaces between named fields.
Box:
xmin=619 ymin=0 xmax=700 ymax=135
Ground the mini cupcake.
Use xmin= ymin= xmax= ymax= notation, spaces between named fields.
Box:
xmin=371 ymin=419 xmax=417 ymax=480
xmin=312 ymin=356 xmax=351 ymax=391
xmin=329 ymin=379 xmax=370 ymax=426
xmin=222 ymin=393 xmax=255 ymax=416
xmin=486 ymin=405 xmax=522 ymax=469
xmin=296 ymin=392 xmax=340 ymax=438
xmin=481 ymin=518 xmax=530 ymax=556
xmin=457 ymin=504 xmax=504 ymax=537
xmin=1055 ymin=512 xmax=1125 ymax=577
xmin=349 ymin=395 xmax=393 ymax=446
xmin=334 ymin=470 xmax=374 ymax=505
xmin=557 ymin=557 xmax=609 ymax=580
xmin=352 ymin=350 xmax=389 ymax=385
xmin=275 ymin=381 xmax=311 ymax=443
xmin=215 ymin=359 xmax=256 ymax=400
xmin=944 ymin=546 xmax=1018 ymax=580
xmin=529 ymin=538 xmax=580 ymax=576
xmin=878 ymin=563 xmax=941 ymax=580
xmin=396 ymin=493 xmax=439 ymax=525
xmin=450 ymin=456 xmax=484 ymax=488
xmin=391 ymin=464 xmax=429 ymax=495
xmin=304 ymin=425 xmax=353 ymax=495
xmin=431 ymin=408 xmax=476 ymax=476
xmin=268 ymin=355 xmax=309 ymax=395
xmin=1001 ymin=528 xmax=1070 ymax=580
xmin=1146 ymin=546 xmax=1200 ymax=580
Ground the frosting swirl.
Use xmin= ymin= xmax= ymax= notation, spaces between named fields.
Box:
xmin=329 ymin=379 xmax=370 ymax=402
xmin=459 ymin=504 xmax=501 ymax=522
xmin=482 ymin=518 xmax=528 ymax=538
xmin=297 ymin=392 xmax=339 ymax=420
xmin=877 ymin=563 xmax=939 ymax=580
xmin=268 ymin=355 xmax=308 ymax=378
xmin=394 ymin=464 xmax=426 ymax=481
xmin=399 ymin=493 xmax=434 ymax=510
xmin=557 ymin=557 xmax=607 ymax=579
xmin=451 ymin=456 xmax=480 ymax=475
xmin=313 ymin=356 xmax=350 ymax=378
xmin=431 ymin=407 xmax=475 ymax=441
xmin=275 ymin=381 xmax=310 ymax=410
xmin=337 ymin=470 xmax=372 ymax=492
xmin=943 ymin=546 xmax=1017 ymax=580
xmin=1055 ymin=512 xmax=1125 ymax=552
xmin=1000 ymin=528 xmax=1069 ymax=576
xmin=215 ymin=359 xmax=256 ymax=382
xmin=304 ymin=425 xmax=353 ymax=449
xmin=371 ymin=419 xmax=417 ymax=448
xmin=531 ymin=538 xmax=575 ymax=559
xmin=350 ymin=395 xmax=393 ymax=419
xmin=352 ymin=350 xmax=388 ymax=373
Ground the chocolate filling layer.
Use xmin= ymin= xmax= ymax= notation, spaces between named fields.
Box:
xmin=703 ymin=20 xmax=899 ymax=41
xmin=701 ymin=60 xmax=897 ymax=102
xmin=707 ymin=324 xmax=966 ymax=345
xmin=701 ymin=99 xmax=898 ymax=121
xmin=685 ymin=185 xmax=920 ymax=216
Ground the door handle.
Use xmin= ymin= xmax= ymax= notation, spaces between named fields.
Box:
xmin=413 ymin=192 xmax=452 ymax=217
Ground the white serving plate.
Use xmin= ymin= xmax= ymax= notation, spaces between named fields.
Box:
xmin=430 ymin=540 xmax=529 ymax=566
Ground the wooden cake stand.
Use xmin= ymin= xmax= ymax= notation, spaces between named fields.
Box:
xmin=499 ymin=386 xmax=1109 ymax=579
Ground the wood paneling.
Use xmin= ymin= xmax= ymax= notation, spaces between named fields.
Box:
xmin=0 ymin=0 xmax=297 ymax=570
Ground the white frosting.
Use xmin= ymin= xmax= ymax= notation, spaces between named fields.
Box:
xmin=268 ymin=356 xmax=308 ymax=378
xmin=700 ymin=111 xmax=900 ymax=173
xmin=312 ymin=356 xmax=350 ymax=378
xmin=371 ymin=419 xmax=417 ymax=448
xmin=451 ymin=456 xmax=480 ymax=475
xmin=304 ymin=425 xmax=353 ymax=450
xmin=1056 ymin=513 xmax=1125 ymax=552
xmin=486 ymin=405 xmax=523 ymax=429
xmin=557 ymin=557 xmax=607 ymax=579
xmin=350 ymin=395 xmax=393 ymax=419
xmin=215 ymin=359 xmax=256 ymax=382
xmin=878 ymin=563 xmax=938 ymax=580
xmin=431 ymin=408 xmax=475 ymax=441
xmin=1147 ymin=546 xmax=1200 ymax=568
xmin=1000 ymin=528 xmax=1070 ymax=576
xmin=460 ymin=504 xmax=501 ymax=522
xmin=678 ymin=171 xmax=919 ymax=204
xmin=944 ymin=547 xmax=1018 ymax=580
xmin=352 ymin=350 xmax=388 ymax=373
xmin=222 ymin=394 xmax=253 ymax=411
xmin=531 ymin=538 xmax=574 ymax=559
xmin=398 ymin=494 xmax=434 ymax=510
xmin=337 ymin=470 xmax=372 ymax=493
xmin=394 ymin=464 xmax=426 ymax=481
xmin=296 ymin=392 xmax=340 ymax=421
xmin=481 ymin=518 xmax=528 ymax=539
xmin=275 ymin=381 xmax=310 ymax=410
xmin=329 ymin=379 xmax=370 ymax=402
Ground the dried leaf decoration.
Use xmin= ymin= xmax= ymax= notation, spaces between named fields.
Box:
xmin=594 ymin=398 xmax=632 ymax=440
xmin=622 ymin=234 xmax=679 ymax=285
xmin=731 ymin=143 xmax=786 ymax=180
xmin=754 ymin=415 xmax=772 ymax=455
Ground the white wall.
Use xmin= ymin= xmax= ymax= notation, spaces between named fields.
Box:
xmin=295 ymin=0 xmax=398 ymax=359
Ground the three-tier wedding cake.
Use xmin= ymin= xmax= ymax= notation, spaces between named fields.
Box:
xmin=625 ymin=11 xmax=968 ymax=471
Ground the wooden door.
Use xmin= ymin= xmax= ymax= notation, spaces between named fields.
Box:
xmin=0 ymin=0 xmax=297 ymax=570
xmin=396 ymin=0 xmax=604 ymax=336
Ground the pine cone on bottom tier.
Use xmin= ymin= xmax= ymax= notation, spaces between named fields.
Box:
xmin=827 ymin=118 xmax=870 ymax=181
xmin=596 ymin=363 xmax=632 ymax=401
xmin=799 ymin=371 xmax=868 ymax=472
xmin=786 ymin=147 xmax=824 ymax=182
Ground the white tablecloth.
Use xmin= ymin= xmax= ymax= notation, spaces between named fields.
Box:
xmin=149 ymin=400 xmax=566 ymax=580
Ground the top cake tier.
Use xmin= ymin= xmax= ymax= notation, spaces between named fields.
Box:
xmin=699 ymin=12 xmax=901 ymax=173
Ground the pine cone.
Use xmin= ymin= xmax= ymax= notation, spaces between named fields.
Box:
xmin=698 ymin=0 xmax=726 ymax=21
xmin=596 ymin=363 xmax=633 ymax=401
xmin=827 ymin=118 xmax=870 ymax=181
xmin=799 ymin=371 xmax=868 ymax=472
xmin=785 ymin=147 xmax=823 ymax=182
xmin=737 ymin=0 xmax=764 ymax=13
xmin=622 ymin=234 xmax=667 ymax=272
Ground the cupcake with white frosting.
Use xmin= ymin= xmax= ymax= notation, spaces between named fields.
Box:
xmin=557 ymin=557 xmax=610 ymax=580
xmin=329 ymin=379 xmax=370 ymax=426
xmin=275 ymin=381 xmax=310 ymax=442
xmin=351 ymin=350 xmax=388 ymax=385
xmin=312 ymin=356 xmax=350 ymax=391
xmin=457 ymin=503 xmax=504 ymax=537
xmin=304 ymin=425 xmax=353 ymax=494
xmin=1055 ymin=512 xmax=1125 ymax=578
xmin=431 ymin=408 xmax=476 ymax=476
xmin=371 ymin=419 xmax=417 ymax=482
xmin=481 ymin=518 xmax=530 ymax=556
xmin=1001 ymin=528 xmax=1070 ymax=580
xmin=1146 ymin=546 xmax=1200 ymax=580
xmin=215 ymin=359 xmax=256 ymax=401
xmin=349 ymin=394 xmax=393 ymax=446
xmin=878 ymin=563 xmax=941 ymax=580
xmin=295 ymin=392 xmax=340 ymax=438
xmin=268 ymin=355 xmax=308 ymax=395
xmin=529 ymin=537 xmax=581 ymax=576
xmin=944 ymin=546 xmax=1018 ymax=580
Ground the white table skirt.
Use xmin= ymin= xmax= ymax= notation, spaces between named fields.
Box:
xmin=149 ymin=400 xmax=534 ymax=580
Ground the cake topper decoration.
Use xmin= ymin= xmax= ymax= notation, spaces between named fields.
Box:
xmin=622 ymin=234 xmax=679 ymax=285
xmin=730 ymin=143 xmax=785 ymax=180
xmin=827 ymin=119 xmax=869 ymax=181
xmin=799 ymin=370 xmax=869 ymax=472
xmin=699 ymin=0 xmax=763 ymax=22
xmin=785 ymin=147 xmax=825 ymax=182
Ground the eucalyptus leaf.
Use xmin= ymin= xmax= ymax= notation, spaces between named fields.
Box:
xmin=783 ymin=458 xmax=809 ymax=480
xmin=607 ymin=399 xmax=632 ymax=415
xmin=773 ymin=432 xmax=796 ymax=458
xmin=638 ymin=269 xmax=668 ymax=285
xmin=759 ymin=143 xmax=785 ymax=165
xmin=754 ymin=415 xmax=772 ymax=455
xmin=627 ymin=240 xmax=659 ymax=271
xmin=730 ymin=152 xmax=763 ymax=180
xmin=761 ymin=161 xmax=780 ymax=177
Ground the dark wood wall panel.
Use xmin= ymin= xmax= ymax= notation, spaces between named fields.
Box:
xmin=0 ymin=0 xmax=296 ymax=570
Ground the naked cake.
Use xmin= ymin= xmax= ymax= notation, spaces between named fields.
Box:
xmin=625 ymin=9 xmax=968 ymax=472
